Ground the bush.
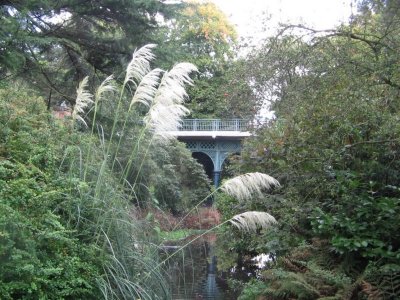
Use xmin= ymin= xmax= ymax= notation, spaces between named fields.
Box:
xmin=0 ymin=87 xmax=101 ymax=298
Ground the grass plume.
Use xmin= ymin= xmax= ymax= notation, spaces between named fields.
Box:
xmin=124 ymin=44 xmax=157 ymax=87
xmin=129 ymin=68 xmax=163 ymax=109
xmin=145 ymin=63 xmax=197 ymax=141
xmin=221 ymin=172 xmax=280 ymax=201
xmin=72 ymin=76 xmax=93 ymax=127
xmin=95 ymin=75 xmax=116 ymax=104
xmin=229 ymin=211 xmax=277 ymax=232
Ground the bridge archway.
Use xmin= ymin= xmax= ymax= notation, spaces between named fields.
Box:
xmin=192 ymin=152 xmax=214 ymax=180
xmin=182 ymin=140 xmax=243 ymax=187
xmin=220 ymin=152 xmax=240 ymax=179
xmin=173 ymin=119 xmax=251 ymax=187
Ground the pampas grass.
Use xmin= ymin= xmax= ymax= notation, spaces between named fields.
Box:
xmin=72 ymin=75 xmax=116 ymax=130
xmin=129 ymin=68 xmax=163 ymax=109
xmin=145 ymin=63 xmax=197 ymax=141
xmin=229 ymin=211 xmax=277 ymax=232
xmin=95 ymin=75 xmax=116 ymax=103
xmin=221 ymin=172 xmax=280 ymax=201
xmin=92 ymin=75 xmax=116 ymax=134
xmin=68 ymin=44 xmax=200 ymax=299
xmin=72 ymin=76 xmax=93 ymax=127
xmin=124 ymin=44 xmax=156 ymax=86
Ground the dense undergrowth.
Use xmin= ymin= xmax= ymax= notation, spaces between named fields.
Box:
xmin=215 ymin=2 xmax=400 ymax=299
xmin=0 ymin=84 xmax=174 ymax=299
xmin=0 ymin=88 xmax=103 ymax=298
xmin=2 ymin=2 xmax=400 ymax=300
xmin=0 ymin=45 xmax=210 ymax=299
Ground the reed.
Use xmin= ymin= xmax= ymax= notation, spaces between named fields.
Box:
xmin=148 ymin=172 xmax=280 ymax=284
xmin=173 ymin=172 xmax=280 ymax=230
xmin=67 ymin=44 xmax=197 ymax=299
xmin=69 ymin=44 xmax=280 ymax=299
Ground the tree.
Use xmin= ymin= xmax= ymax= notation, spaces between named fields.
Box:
xmin=218 ymin=0 xmax=400 ymax=298
xmin=154 ymin=1 xmax=260 ymax=119
xmin=0 ymin=0 xmax=175 ymax=106
xmin=154 ymin=1 xmax=236 ymax=73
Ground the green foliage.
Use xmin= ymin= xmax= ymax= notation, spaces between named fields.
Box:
xmin=312 ymin=190 xmax=400 ymax=259
xmin=263 ymin=270 xmax=320 ymax=300
xmin=237 ymin=241 xmax=353 ymax=300
xmin=150 ymin=140 xmax=211 ymax=213
xmin=217 ymin=0 xmax=400 ymax=298
xmin=0 ymin=0 xmax=175 ymax=104
xmin=215 ymin=192 xmax=238 ymax=222
xmin=238 ymin=279 xmax=268 ymax=300
xmin=0 ymin=201 xmax=100 ymax=299
xmin=0 ymin=87 xmax=101 ymax=298
xmin=153 ymin=1 xmax=259 ymax=119
xmin=187 ymin=60 xmax=260 ymax=118
xmin=0 ymin=74 xmax=182 ymax=298
xmin=159 ymin=229 xmax=204 ymax=241
xmin=154 ymin=0 xmax=236 ymax=74
xmin=363 ymin=263 xmax=400 ymax=299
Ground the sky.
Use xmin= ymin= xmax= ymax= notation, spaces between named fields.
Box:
xmin=210 ymin=0 xmax=354 ymax=39
xmin=205 ymin=1 xmax=355 ymax=120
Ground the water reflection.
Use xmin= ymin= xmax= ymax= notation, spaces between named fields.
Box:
xmin=166 ymin=234 xmax=233 ymax=300
xmin=165 ymin=234 xmax=272 ymax=299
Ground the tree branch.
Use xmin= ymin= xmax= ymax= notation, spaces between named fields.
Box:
xmin=344 ymin=139 xmax=400 ymax=149
xmin=26 ymin=46 xmax=75 ymax=103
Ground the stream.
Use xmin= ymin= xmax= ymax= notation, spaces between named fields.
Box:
xmin=165 ymin=234 xmax=269 ymax=300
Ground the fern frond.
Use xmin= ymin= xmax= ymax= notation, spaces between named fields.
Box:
xmin=364 ymin=263 xmax=400 ymax=299
xmin=359 ymin=280 xmax=382 ymax=300
xmin=281 ymin=258 xmax=308 ymax=273
xmin=262 ymin=269 xmax=320 ymax=299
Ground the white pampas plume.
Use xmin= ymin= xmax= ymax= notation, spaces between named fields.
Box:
xmin=95 ymin=75 xmax=116 ymax=103
xmin=155 ymin=62 xmax=198 ymax=107
xmin=124 ymin=44 xmax=157 ymax=87
xmin=129 ymin=68 xmax=163 ymax=109
xmin=229 ymin=211 xmax=277 ymax=232
xmin=221 ymin=172 xmax=280 ymax=201
xmin=145 ymin=62 xmax=197 ymax=140
xmin=72 ymin=76 xmax=93 ymax=127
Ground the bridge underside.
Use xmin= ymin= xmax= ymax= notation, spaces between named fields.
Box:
xmin=178 ymin=137 xmax=242 ymax=187
xmin=173 ymin=119 xmax=251 ymax=187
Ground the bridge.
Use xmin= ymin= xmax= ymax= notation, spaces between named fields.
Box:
xmin=170 ymin=119 xmax=251 ymax=187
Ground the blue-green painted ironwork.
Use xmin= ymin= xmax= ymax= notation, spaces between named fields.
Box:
xmin=185 ymin=140 xmax=241 ymax=172
xmin=179 ymin=119 xmax=249 ymax=132
xmin=178 ymin=119 xmax=249 ymax=187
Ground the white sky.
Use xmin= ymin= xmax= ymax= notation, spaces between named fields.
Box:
xmin=210 ymin=0 xmax=354 ymax=39
xmin=200 ymin=1 xmax=356 ymax=120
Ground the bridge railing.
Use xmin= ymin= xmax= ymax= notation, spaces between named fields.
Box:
xmin=179 ymin=119 xmax=249 ymax=131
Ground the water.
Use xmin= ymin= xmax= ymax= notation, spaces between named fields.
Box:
xmin=165 ymin=234 xmax=237 ymax=300
xmin=164 ymin=233 xmax=273 ymax=299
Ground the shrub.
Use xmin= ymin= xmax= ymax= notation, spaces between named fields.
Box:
xmin=0 ymin=87 xmax=101 ymax=298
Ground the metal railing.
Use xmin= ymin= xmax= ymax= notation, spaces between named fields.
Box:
xmin=179 ymin=119 xmax=249 ymax=132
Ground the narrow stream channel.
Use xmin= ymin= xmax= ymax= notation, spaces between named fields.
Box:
xmin=166 ymin=234 xmax=236 ymax=299
xmin=165 ymin=233 xmax=268 ymax=300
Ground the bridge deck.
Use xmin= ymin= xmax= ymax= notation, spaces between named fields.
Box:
xmin=171 ymin=130 xmax=251 ymax=139
xmin=172 ymin=119 xmax=251 ymax=139
xmin=172 ymin=119 xmax=250 ymax=186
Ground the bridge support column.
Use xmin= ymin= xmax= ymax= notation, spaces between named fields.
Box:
xmin=182 ymin=139 xmax=243 ymax=188
xmin=212 ymin=171 xmax=221 ymax=188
